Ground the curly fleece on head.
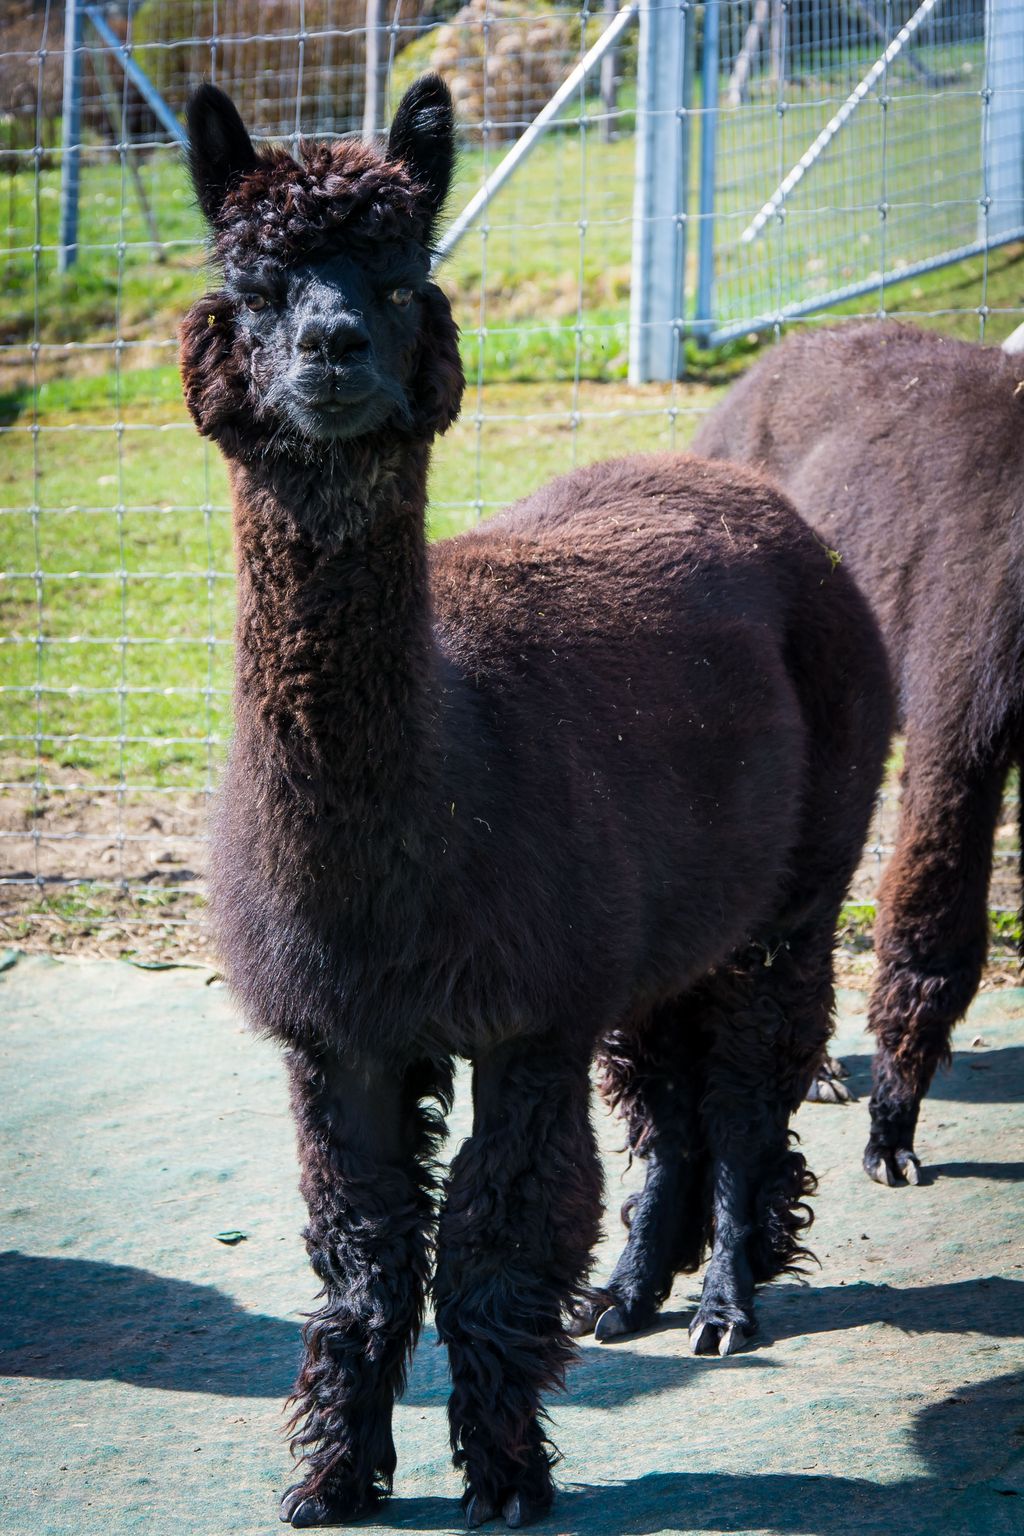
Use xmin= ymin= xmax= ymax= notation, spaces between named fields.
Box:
xmin=178 ymin=130 xmax=464 ymax=455
xmin=211 ymin=139 xmax=432 ymax=268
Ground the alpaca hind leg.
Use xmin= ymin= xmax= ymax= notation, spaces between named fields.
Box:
xmin=434 ymin=1037 xmax=602 ymax=1529
xmin=865 ymin=740 xmax=1007 ymax=1186
xmin=689 ymin=928 xmax=832 ymax=1356
xmin=572 ymin=1006 xmax=707 ymax=1341
xmin=279 ymin=1050 xmax=451 ymax=1528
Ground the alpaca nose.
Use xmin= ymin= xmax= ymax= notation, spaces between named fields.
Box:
xmin=295 ymin=314 xmax=370 ymax=364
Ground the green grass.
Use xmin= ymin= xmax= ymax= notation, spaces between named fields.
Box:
xmin=3 ymin=67 xmax=1024 ymax=789
xmin=0 ymin=376 xmax=712 ymax=783
xmin=989 ymin=909 xmax=1023 ymax=951
xmin=4 ymin=46 xmax=1015 ymax=382
xmin=4 ymin=219 xmax=1024 ymax=787
xmin=1 ymin=130 xmax=641 ymax=381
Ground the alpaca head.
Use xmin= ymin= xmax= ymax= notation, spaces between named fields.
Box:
xmin=179 ymin=76 xmax=464 ymax=461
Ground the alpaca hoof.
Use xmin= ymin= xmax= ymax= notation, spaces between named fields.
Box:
xmin=689 ymin=1313 xmax=752 ymax=1357
xmin=466 ymin=1493 xmax=498 ymax=1528
xmin=465 ymin=1485 xmax=551 ymax=1530
xmin=566 ymin=1307 xmax=597 ymax=1338
xmin=594 ymin=1305 xmax=628 ymax=1342
xmin=717 ymin=1324 xmax=743 ymax=1357
xmin=503 ymin=1489 xmax=552 ymax=1528
xmin=567 ymin=1290 xmax=612 ymax=1338
xmin=289 ymin=1498 xmax=332 ymax=1529
xmin=279 ymin=1483 xmax=372 ymax=1527
xmin=864 ymin=1144 xmax=921 ymax=1187
xmin=280 ymin=1486 xmax=308 ymax=1523
xmin=806 ymin=1058 xmax=854 ymax=1103
xmin=689 ymin=1319 xmax=717 ymax=1355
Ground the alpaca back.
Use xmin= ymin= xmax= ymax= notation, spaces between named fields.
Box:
xmin=693 ymin=321 xmax=1024 ymax=749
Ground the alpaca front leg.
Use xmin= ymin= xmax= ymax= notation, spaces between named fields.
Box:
xmin=434 ymin=1039 xmax=602 ymax=1529
xmin=280 ymin=1049 xmax=451 ymax=1528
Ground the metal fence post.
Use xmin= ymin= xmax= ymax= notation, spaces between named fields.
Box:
xmin=694 ymin=0 xmax=721 ymax=345
xmin=363 ymin=0 xmax=383 ymax=138
xmin=984 ymin=0 xmax=1024 ymax=243
xmin=628 ymin=0 xmax=693 ymax=383
xmin=600 ymin=0 xmax=620 ymax=140
xmin=58 ymin=0 xmax=84 ymax=273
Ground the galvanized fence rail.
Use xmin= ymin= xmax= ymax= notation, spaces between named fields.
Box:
xmin=629 ymin=0 xmax=1024 ymax=366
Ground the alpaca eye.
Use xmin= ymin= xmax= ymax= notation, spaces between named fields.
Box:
xmin=389 ymin=288 xmax=413 ymax=309
xmin=243 ymin=293 xmax=266 ymax=312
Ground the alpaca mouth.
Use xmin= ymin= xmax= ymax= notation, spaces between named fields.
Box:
xmin=292 ymin=381 xmax=394 ymax=441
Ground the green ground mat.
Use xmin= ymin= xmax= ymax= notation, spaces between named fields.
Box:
xmin=1 ymin=954 xmax=1021 ymax=1536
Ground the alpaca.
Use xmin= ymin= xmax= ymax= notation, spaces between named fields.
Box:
xmin=694 ymin=320 xmax=1023 ymax=1188
xmin=180 ymin=77 xmax=891 ymax=1529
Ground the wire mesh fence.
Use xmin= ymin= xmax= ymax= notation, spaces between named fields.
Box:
xmin=705 ymin=0 xmax=1008 ymax=342
xmin=0 ymin=0 xmax=1021 ymax=958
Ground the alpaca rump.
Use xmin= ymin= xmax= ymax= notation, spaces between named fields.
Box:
xmin=181 ymin=76 xmax=892 ymax=1529
xmin=693 ymin=320 xmax=1024 ymax=1188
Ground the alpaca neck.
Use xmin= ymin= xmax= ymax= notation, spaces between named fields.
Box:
xmin=228 ymin=442 xmax=438 ymax=818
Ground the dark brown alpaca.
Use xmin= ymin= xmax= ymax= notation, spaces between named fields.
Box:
xmin=180 ymin=78 xmax=891 ymax=1530
xmin=694 ymin=319 xmax=1023 ymax=1187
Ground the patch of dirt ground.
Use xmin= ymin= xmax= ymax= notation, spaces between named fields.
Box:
xmin=1 ymin=761 xmax=1020 ymax=983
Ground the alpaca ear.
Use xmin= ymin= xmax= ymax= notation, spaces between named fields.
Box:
xmin=179 ymin=292 xmax=249 ymax=443
xmin=186 ymin=83 xmax=260 ymax=224
xmin=407 ymin=282 xmax=465 ymax=439
xmin=387 ymin=74 xmax=456 ymax=242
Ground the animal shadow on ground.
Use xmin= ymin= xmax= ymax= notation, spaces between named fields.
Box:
xmin=828 ymin=1043 xmax=1024 ymax=1107
xmin=0 ymin=1251 xmax=301 ymax=1398
xmin=4 ymin=1256 xmax=1021 ymax=1404
xmin=748 ymin=1275 xmax=1024 ymax=1348
xmin=589 ymin=1276 xmax=1024 ymax=1352
xmin=0 ymin=1252 xmax=707 ymax=1407
xmin=928 ymin=1161 xmax=1024 ymax=1181
xmin=4 ymin=1255 xmax=1020 ymax=1532
xmin=381 ymin=1370 xmax=1024 ymax=1535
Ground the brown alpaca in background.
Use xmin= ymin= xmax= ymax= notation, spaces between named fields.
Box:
xmin=695 ymin=320 xmax=1023 ymax=1187
xmin=180 ymin=77 xmax=891 ymax=1530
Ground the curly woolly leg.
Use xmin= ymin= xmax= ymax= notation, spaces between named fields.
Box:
xmin=574 ymin=1009 xmax=708 ymax=1341
xmin=866 ymin=743 xmax=1007 ymax=1186
xmin=280 ymin=1050 xmax=451 ymax=1528
xmin=689 ymin=932 xmax=831 ymax=1356
xmin=434 ymin=1039 xmax=602 ymax=1529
